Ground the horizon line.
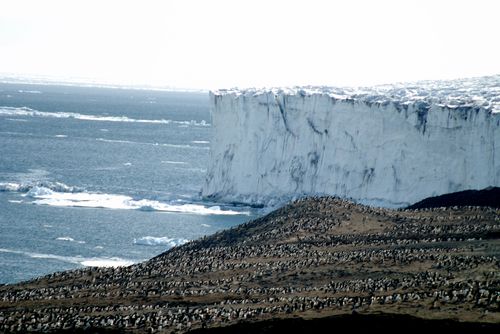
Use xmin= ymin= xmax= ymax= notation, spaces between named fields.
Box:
xmin=1 ymin=72 xmax=499 ymax=93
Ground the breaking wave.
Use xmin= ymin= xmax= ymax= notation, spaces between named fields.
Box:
xmin=1 ymin=181 xmax=248 ymax=215
xmin=0 ymin=248 xmax=135 ymax=267
xmin=0 ymin=106 xmax=210 ymax=127
xmin=17 ymin=90 xmax=42 ymax=94
xmin=55 ymin=237 xmax=86 ymax=244
xmin=133 ymin=236 xmax=189 ymax=247
xmin=0 ymin=181 xmax=83 ymax=194
xmin=96 ymin=138 xmax=209 ymax=150
xmin=161 ymin=161 xmax=187 ymax=165
xmin=30 ymin=191 xmax=245 ymax=215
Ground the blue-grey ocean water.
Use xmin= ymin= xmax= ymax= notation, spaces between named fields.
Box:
xmin=0 ymin=83 xmax=255 ymax=284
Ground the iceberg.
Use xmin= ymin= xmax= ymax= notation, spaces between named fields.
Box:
xmin=202 ymin=75 xmax=500 ymax=208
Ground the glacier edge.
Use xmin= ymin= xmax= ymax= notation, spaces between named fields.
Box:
xmin=202 ymin=76 xmax=500 ymax=208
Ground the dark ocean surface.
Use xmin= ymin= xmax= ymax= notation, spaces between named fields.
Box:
xmin=0 ymin=83 xmax=255 ymax=284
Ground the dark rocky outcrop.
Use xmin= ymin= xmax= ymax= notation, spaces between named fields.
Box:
xmin=408 ymin=187 xmax=500 ymax=209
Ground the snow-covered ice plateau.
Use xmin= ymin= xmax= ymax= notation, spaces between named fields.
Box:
xmin=202 ymin=75 xmax=500 ymax=208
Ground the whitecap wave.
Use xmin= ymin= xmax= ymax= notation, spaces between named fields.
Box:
xmin=55 ymin=236 xmax=75 ymax=242
xmin=56 ymin=236 xmax=86 ymax=244
xmin=96 ymin=138 xmax=208 ymax=150
xmin=0 ymin=106 xmax=210 ymax=126
xmin=17 ymin=90 xmax=42 ymax=94
xmin=27 ymin=186 xmax=55 ymax=197
xmin=8 ymin=199 xmax=23 ymax=203
xmin=0 ymin=248 xmax=135 ymax=267
xmin=0 ymin=182 xmax=23 ymax=192
xmin=24 ymin=187 xmax=248 ymax=215
xmin=133 ymin=236 xmax=189 ymax=247
xmin=161 ymin=160 xmax=188 ymax=165
xmin=0 ymin=181 xmax=82 ymax=194
xmin=1 ymin=180 xmax=248 ymax=215
xmin=80 ymin=259 xmax=134 ymax=267
xmin=5 ymin=118 xmax=28 ymax=122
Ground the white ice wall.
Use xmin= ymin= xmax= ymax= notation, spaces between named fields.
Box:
xmin=202 ymin=77 xmax=500 ymax=207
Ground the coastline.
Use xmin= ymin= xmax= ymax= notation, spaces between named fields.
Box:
xmin=1 ymin=196 xmax=499 ymax=332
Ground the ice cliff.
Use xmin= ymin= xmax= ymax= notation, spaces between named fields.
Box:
xmin=202 ymin=75 xmax=500 ymax=208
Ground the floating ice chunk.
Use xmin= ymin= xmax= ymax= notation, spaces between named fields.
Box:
xmin=55 ymin=236 xmax=75 ymax=242
xmin=80 ymin=258 xmax=134 ymax=267
xmin=56 ymin=236 xmax=85 ymax=244
xmin=133 ymin=236 xmax=189 ymax=247
xmin=26 ymin=186 xmax=54 ymax=197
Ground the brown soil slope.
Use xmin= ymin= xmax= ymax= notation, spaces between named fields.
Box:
xmin=0 ymin=197 xmax=499 ymax=333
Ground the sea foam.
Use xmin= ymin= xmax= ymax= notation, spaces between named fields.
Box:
xmin=0 ymin=181 xmax=82 ymax=194
xmin=29 ymin=191 xmax=246 ymax=215
xmin=1 ymin=180 xmax=248 ymax=215
xmin=95 ymin=138 xmax=209 ymax=150
xmin=55 ymin=237 xmax=86 ymax=244
xmin=0 ymin=106 xmax=210 ymax=127
xmin=0 ymin=248 xmax=134 ymax=267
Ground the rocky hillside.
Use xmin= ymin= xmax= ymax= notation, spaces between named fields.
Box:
xmin=1 ymin=197 xmax=499 ymax=332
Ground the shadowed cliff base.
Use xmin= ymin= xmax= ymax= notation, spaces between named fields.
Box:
xmin=408 ymin=187 xmax=500 ymax=210
xmin=190 ymin=313 xmax=500 ymax=334
xmin=1 ymin=195 xmax=499 ymax=333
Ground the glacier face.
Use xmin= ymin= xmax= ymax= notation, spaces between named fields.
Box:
xmin=202 ymin=76 xmax=500 ymax=208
